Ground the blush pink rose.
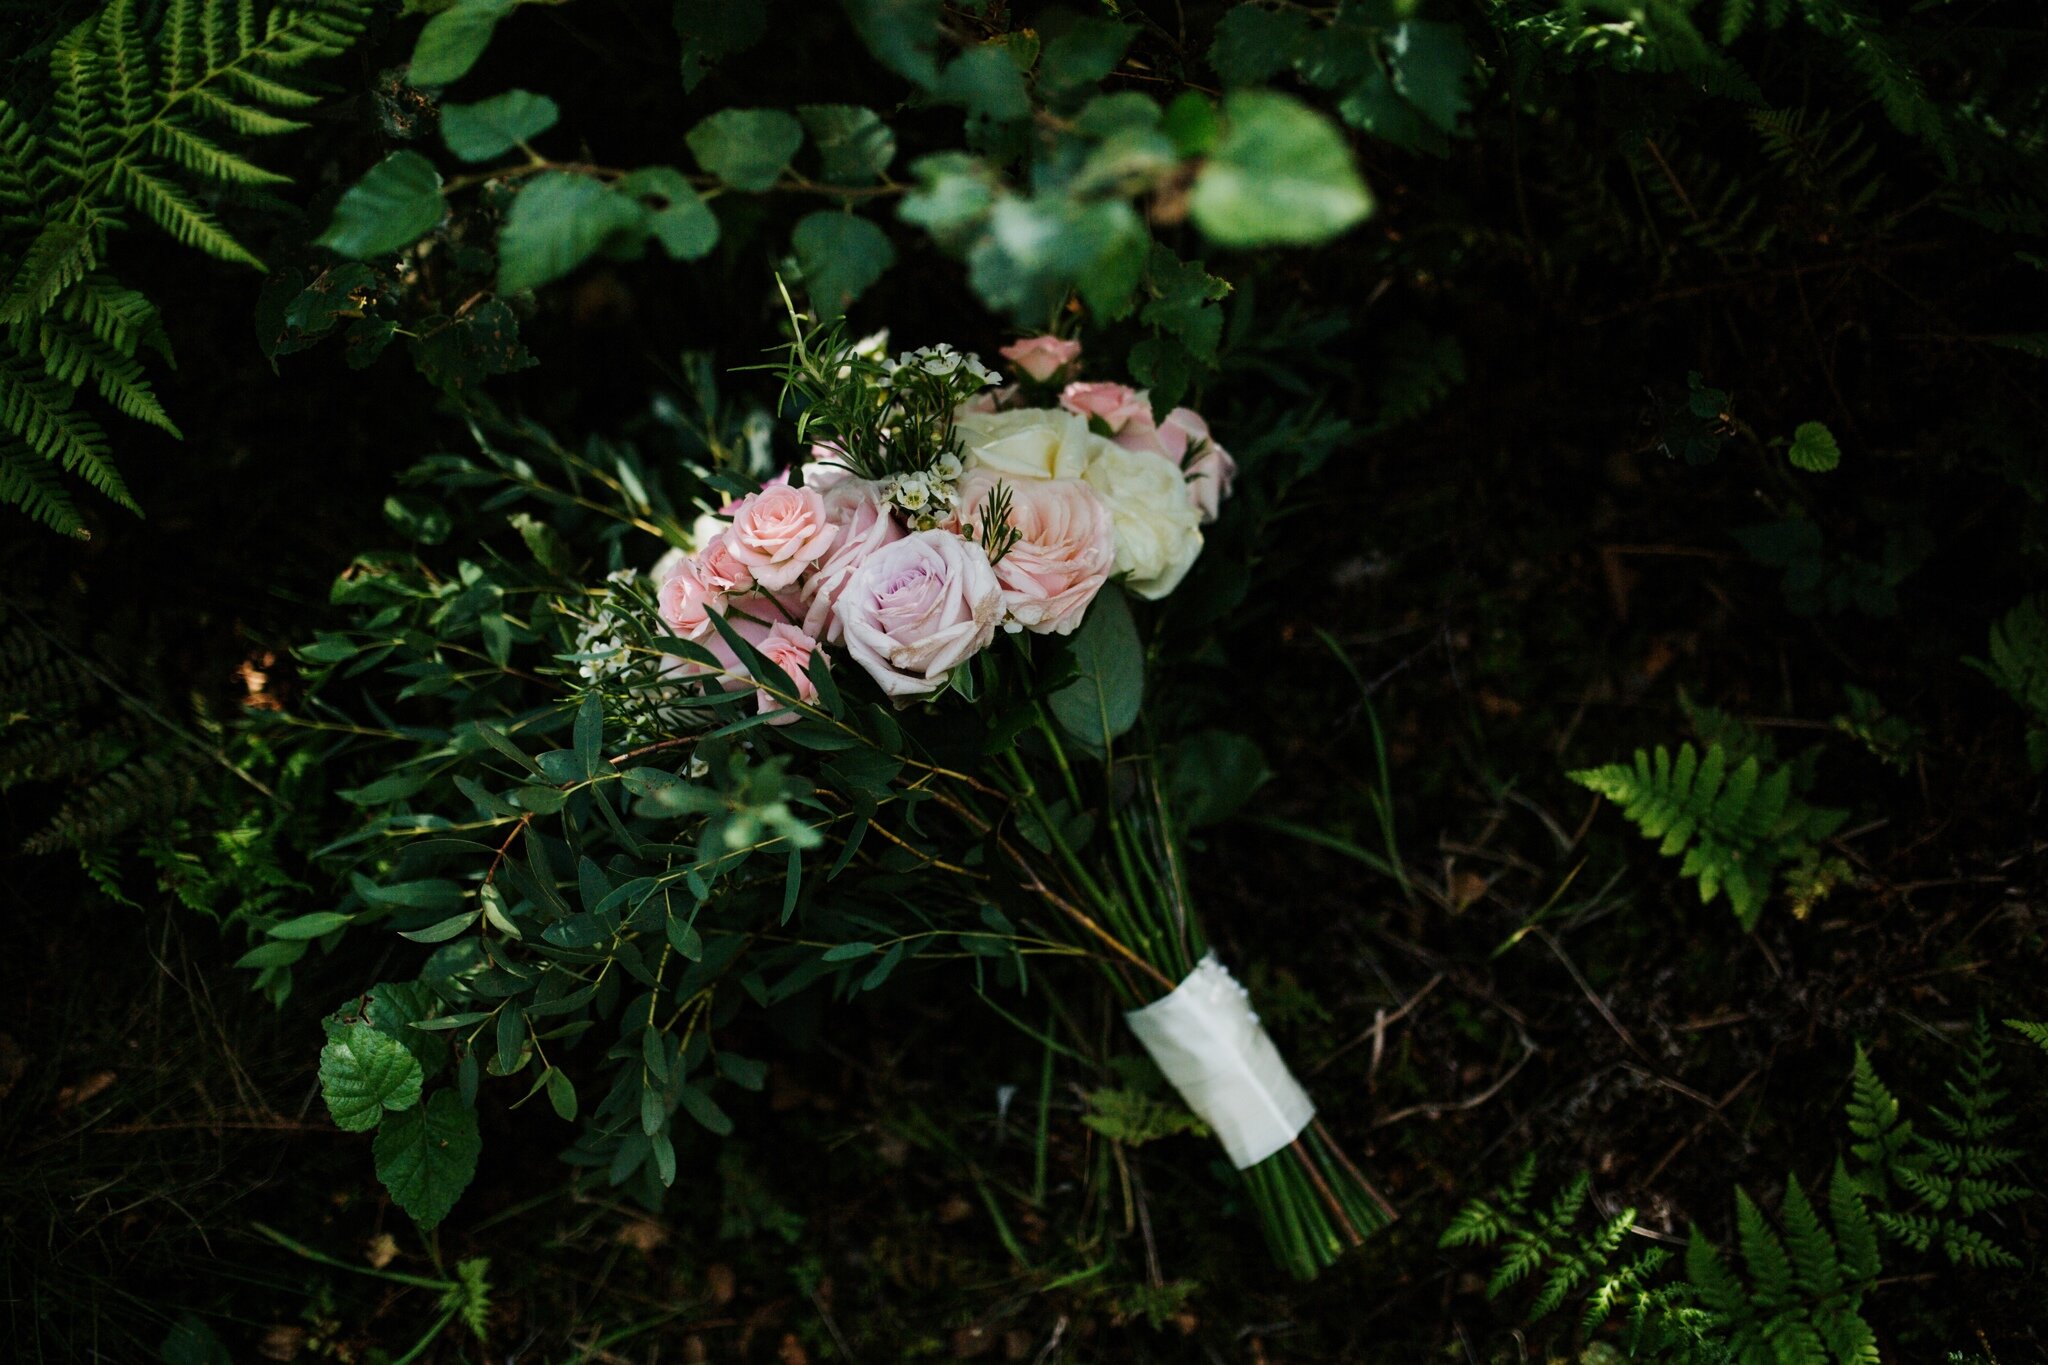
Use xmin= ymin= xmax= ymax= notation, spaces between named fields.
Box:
xmin=695 ymin=530 xmax=755 ymax=597
xmin=724 ymin=484 xmax=839 ymax=591
xmin=1060 ymin=381 xmax=1154 ymax=438
xmin=954 ymin=471 xmax=1114 ymax=636
xmin=839 ymin=530 xmax=1002 ymax=698
xmin=1000 ymin=335 xmax=1081 ymax=383
xmin=800 ymin=476 xmax=906 ymax=644
xmin=657 ymin=556 xmax=722 ymax=641
xmin=1115 ymin=406 xmax=1237 ymax=524
xmin=751 ymin=622 xmax=823 ymax=723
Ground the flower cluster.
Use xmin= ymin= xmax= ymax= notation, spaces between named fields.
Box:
xmin=651 ymin=334 xmax=1236 ymax=708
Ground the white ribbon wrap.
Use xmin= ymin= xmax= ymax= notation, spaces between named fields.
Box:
xmin=1122 ymin=952 xmax=1316 ymax=1170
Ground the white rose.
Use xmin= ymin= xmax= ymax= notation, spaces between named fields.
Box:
xmin=953 ymin=407 xmax=1102 ymax=481
xmin=1082 ymin=442 xmax=1205 ymax=600
xmin=839 ymin=530 xmax=1003 ymax=698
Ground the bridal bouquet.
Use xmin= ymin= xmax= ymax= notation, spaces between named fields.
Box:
xmin=299 ymin=306 xmax=1388 ymax=1279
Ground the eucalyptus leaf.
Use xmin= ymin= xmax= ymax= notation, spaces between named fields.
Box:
xmin=1048 ymin=586 xmax=1144 ymax=748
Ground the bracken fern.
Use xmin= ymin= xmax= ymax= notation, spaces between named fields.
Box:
xmin=0 ymin=0 xmax=371 ymax=536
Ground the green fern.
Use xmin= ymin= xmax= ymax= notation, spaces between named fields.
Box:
xmin=2006 ymin=1019 xmax=2048 ymax=1056
xmin=1437 ymin=1157 xmax=1675 ymax=1339
xmin=1685 ymin=1165 xmax=1881 ymax=1365
xmin=1080 ymin=1087 xmax=1210 ymax=1146
xmin=1970 ymin=594 xmax=2048 ymax=771
xmin=1846 ymin=1021 xmax=2032 ymax=1269
xmin=1569 ymin=742 xmax=1849 ymax=929
xmin=0 ymin=0 xmax=371 ymax=536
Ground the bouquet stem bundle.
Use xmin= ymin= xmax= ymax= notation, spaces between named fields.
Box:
xmin=978 ymin=711 xmax=1395 ymax=1280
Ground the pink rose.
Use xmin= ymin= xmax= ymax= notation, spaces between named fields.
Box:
xmin=1000 ymin=335 xmax=1081 ymax=383
xmin=800 ymin=476 xmax=906 ymax=644
xmin=657 ymin=556 xmax=722 ymax=641
xmin=954 ymin=471 xmax=1114 ymax=636
xmin=1116 ymin=407 xmax=1237 ymax=524
xmin=1060 ymin=381 xmax=1154 ymax=438
xmin=751 ymin=622 xmax=823 ymax=724
xmin=724 ymin=484 xmax=839 ymax=591
xmin=695 ymin=530 xmax=755 ymax=597
xmin=839 ymin=530 xmax=1003 ymax=698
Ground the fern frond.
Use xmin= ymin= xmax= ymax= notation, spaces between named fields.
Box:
xmin=1797 ymin=0 xmax=1950 ymax=163
xmin=2006 ymin=1018 xmax=2048 ymax=1055
xmin=0 ymin=354 xmax=133 ymax=509
xmin=218 ymin=65 xmax=325 ymax=109
xmin=1972 ymin=594 xmax=2048 ymax=770
xmin=0 ymin=101 xmax=42 ymax=220
xmin=1571 ymin=742 xmax=1842 ymax=928
xmin=190 ymin=88 xmax=311 ymax=137
xmin=1937 ymin=1223 xmax=2022 ymax=1269
xmin=1845 ymin=1044 xmax=1912 ymax=1183
xmin=22 ymin=750 xmax=202 ymax=854
xmin=151 ymin=120 xmax=292 ymax=186
xmin=0 ymin=441 xmax=85 ymax=536
xmin=34 ymin=319 xmax=180 ymax=434
xmin=1828 ymin=1161 xmax=1880 ymax=1286
xmin=61 ymin=273 xmax=172 ymax=361
xmin=0 ymin=222 xmax=101 ymax=325
xmin=98 ymin=0 xmax=157 ymax=131
xmin=106 ymin=158 xmax=262 ymax=266
xmin=47 ymin=25 xmax=114 ymax=181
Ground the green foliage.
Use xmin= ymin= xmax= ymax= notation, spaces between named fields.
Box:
xmin=1845 ymin=1021 xmax=2032 ymax=1268
xmin=1569 ymin=743 xmax=1849 ymax=929
xmin=372 ymin=1089 xmax=483 ymax=1231
xmin=1438 ymin=1158 xmax=1661 ymax=1331
xmin=1080 ymin=1088 xmax=1208 ymax=1147
xmin=0 ymin=0 xmax=371 ymax=534
xmin=1788 ymin=421 xmax=1841 ymax=472
xmin=1970 ymin=595 xmax=2048 ymax=771
xmin=1684 ymin=1165 xmax=1881 ymax=1365
xmin=318 ymin=1022 xmax=426 ymax=1132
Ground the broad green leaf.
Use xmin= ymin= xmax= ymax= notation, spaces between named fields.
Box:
xmin=267 ymin=910 xmax=353 ymax=940
xmin=792 ymin=212 xmax=896 ymax=318
xmin=497 ymin=173 xmax=646 ymax=293
xmin=1789 ymin=421 xmax=1841 ymax=472
xmin=615 ymin=167 xmax=720 ymax=260
xmin=678 ymin=1083 xmax=734 ymax=1135
xmin=842 ymin=0 xmax=943 ymax=84
xmin=1208 ymin=4 xmax=1311 ymax=86
xmin=1191 ymin=92 xmax=1372 ymax=247
xmin=320 ymin=1022 xmax=424 ymax=1131
xmin=373 ymin=1089 xmax=482 ymax=1229
xmin=797 ymin=105 xmax=896 ymax=185
xmin=317 ymin=152 xmax=445 ymax=258
xmin=441 ymin=89 xmax=559 ymax=162
xmin=930 ymin=44 xmax=1032 ymax=122
xmin=410 ymin=0 xmax=516 ymax=86
xmin=1386 ymin=21 xmax=1471 ymax=135
xmin=1166 ymin=730 xmax=1270 ymax=828
xmin=899 ymin=153 xmax=997 ymax=250
xmin=686 ymin=108 xmax=804 ymax=192
xmin=1048 ymin=585 xmax=1144 ymax=748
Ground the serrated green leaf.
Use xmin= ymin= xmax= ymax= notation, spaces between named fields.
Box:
xmin=1789 ymin=420 xmax=1841 ymax=472
xmin=373 ymin=1090 xmax=481 ymax=1229
xmin=320 ymin=1022 xmax=424 ymax=1131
